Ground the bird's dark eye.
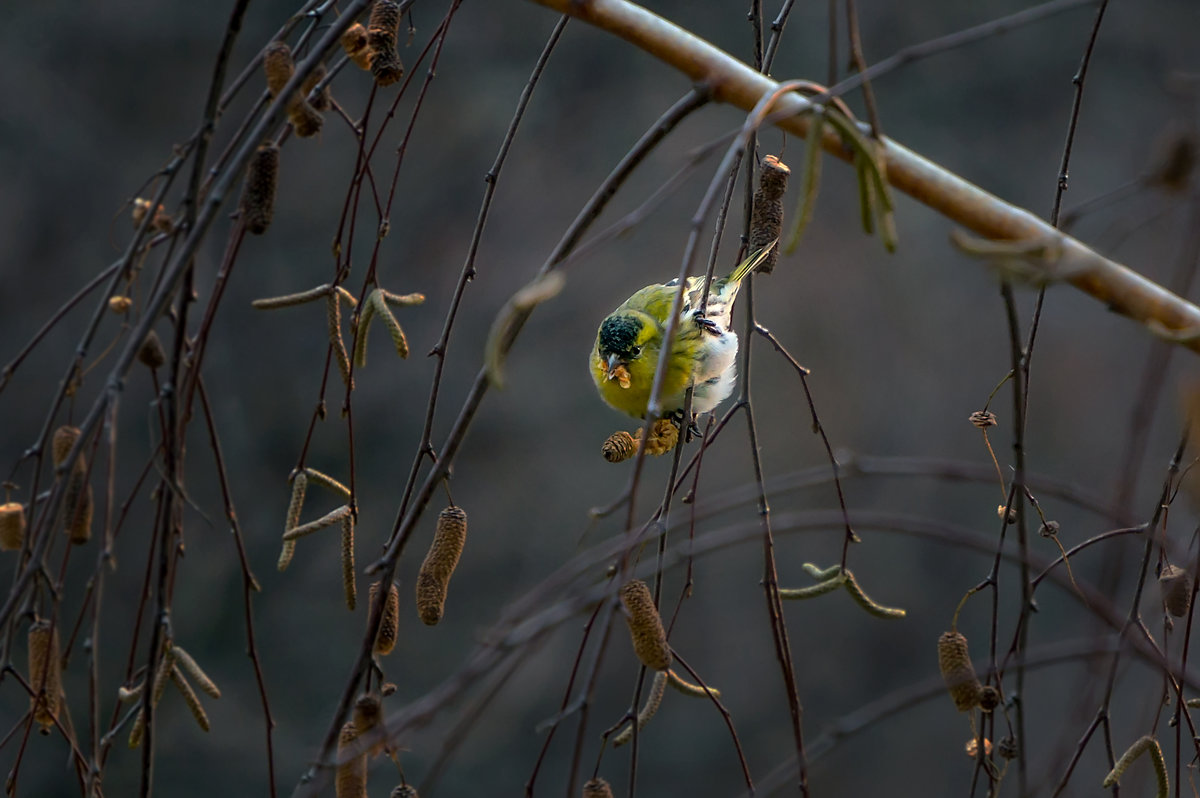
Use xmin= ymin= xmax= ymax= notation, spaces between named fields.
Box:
xmin=629 ymin=346 xmax=641 ymax=358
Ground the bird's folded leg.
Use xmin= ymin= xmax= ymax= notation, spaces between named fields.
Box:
xmin=667 ymin=409 xmax=703 ymax=441
xmin=694 ymin=315 xmax=722 ymax=336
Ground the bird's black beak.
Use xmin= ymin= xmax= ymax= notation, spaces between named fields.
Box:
xmin=605 ymin=353 xmax=624 ymax=380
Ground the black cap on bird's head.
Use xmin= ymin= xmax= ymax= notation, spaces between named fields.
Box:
xmin=598 ymin=314 xmax=643 ymax=360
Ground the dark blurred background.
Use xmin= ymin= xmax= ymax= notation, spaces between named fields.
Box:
xmin=2 ymin=0 xmax=1199 ymax=795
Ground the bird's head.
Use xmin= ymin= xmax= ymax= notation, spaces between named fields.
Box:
xmin=596 ymin=310 xmax=657 ymax=387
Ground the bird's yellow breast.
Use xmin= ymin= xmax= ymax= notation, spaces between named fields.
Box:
xmin=590 ymin=345 xmax=693 ymax=418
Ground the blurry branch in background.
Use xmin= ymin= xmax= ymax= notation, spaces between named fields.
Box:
xmin=527 ymin=0 xmax=1200 ymax=355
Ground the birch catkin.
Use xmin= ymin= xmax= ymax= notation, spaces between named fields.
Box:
xmin=582 ymin=778 xmax=614 ymax=798
xmin=353 ymin=291 xmax=377 ymax=369
xmin=613 ymin=670 xmax=667 ymax=747
xmin=28 ymin=619 xmax=62 ymax=734
xmin=170 ymin=666 xmax=210 ymax=732
xmin=750 ymin=155 xmax=789 ymax=274
xmin=328 ymin=292 xmax=353 ymax=388
xmin=666 ymin=669 xmax=720 ymax=699
xmin=341 ymin=23 xmax=373 ymax=70
xmin=52 ymin=425 xmax=80 ymax=465
xmin=1160 ymin=564 xmax=1192 ymax=618
xmin=172 ymin=646 xmax=221 ymax=699
xmin=263 ymin=42 xmax=294 ymax=96
xmin=0 ymin=501 xmax=26 ymax=551
xmin=262 ymin=41 xmax=323 ymax=137
xmin=336 ymin=721 xmax=368 ymax=798
xmin=129 ymin=645 xmax=175 ymax=749
xmin=241 ymin=143 xmax=279 ymax=235
xmin=353 ymin=693 xmax=386 ymax=756
xmin=1103 ymin=735 xmax=1168 ymax=798
xmin=416 ymin=506 xmax=467 ymax=625
xmin=371 ymin=581 xmax=400 ymax=655
xmin=367 ymin=0 xmax=404 ymax=86
xmin=281 ymin=504 xmax=351 ymax=541
xmin=938 ymin=631 xmax=983 ymax=711
xmin=300 ymin=62 xmax=332 ymax=111
xmin=371 ymin=289 xmax=409 ymax=359
xmin=278 ymin=470 xmax=307 ymax=571
xmin=342 ymin=512 xmax=357 ymax=611
xmin=138 ymin=330 xmax=167 ymax=369
xmin=620 ymin=580 xmax=670 ymax=671
xmin=602 ymin=431 xmax=636 ymax=462
xmin=53 ymin=425 xmax=92 ymax=544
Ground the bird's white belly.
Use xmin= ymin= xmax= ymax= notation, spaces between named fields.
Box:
xmin=663 ymin=329 xmax=739 ymax=413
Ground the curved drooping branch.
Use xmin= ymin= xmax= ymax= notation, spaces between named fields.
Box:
xmin=528 ymin=0 xmax=1200 ymax=354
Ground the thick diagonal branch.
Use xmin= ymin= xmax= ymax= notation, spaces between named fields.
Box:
xmin=528 ymin=0 xmax=1200 ymax=352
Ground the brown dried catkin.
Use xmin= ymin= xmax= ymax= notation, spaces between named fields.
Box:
xmin=341 ymin=23 xmax=372 ymax=70
xmin=261 ymin=41 xmax=323 ymax=137
xmin=367 ymin=0 xmax=404 ymax=86
xmin=300 ymin=62 xmax=332 ymax=111
xmin=263 ymin=42 xmax=294 ymax=97
xmin=28 ymin=619 xmax=62 ymax=734
xmin=602 ymin=430 xmax=636 ymax=463
xmin=241 ymin=143 xmax=279 ymax=235
xmin=138 ymin=330 xmax=167 ymax=369
xmin=582 ymin=777 xmax=614 ymax=798
xmin=416 ymin=506 xmax=467 ymax=625
xmin=53 ymin=425 xmax=92 ymax=544
xmin=342 ymin=513 xmax=357 ymax=611
xmin=52 ymin=425 xmax=80 ymax=465
xmin=353 ymin=692 xmax=381 ymax=732
xmin=1160 ymin=564 xmax=1192 ymax=618
xmin=371 ymin=581 xmax=400 ymax=655
xmin=289 ymin=100 xmax=324 ymax=138
xmin=620 ymin=580 xmax=671 ymax=671
xmin=352 ymin=693 xmax=386 ymax=756
xmin=751 ymin=155 xmax=790 ymax=274
xmin=938 ymin=631 xmax=983 ymax=711
xmin=336 ymin=721 xmax=368 ymax=798
xmin=0 ymin=501 xmax=26 ymax=551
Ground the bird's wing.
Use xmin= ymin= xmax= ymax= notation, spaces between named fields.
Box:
xmin=676 ymin=275 xmax=736 ymax=330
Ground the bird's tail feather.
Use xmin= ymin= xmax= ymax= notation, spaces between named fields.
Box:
xmin=726 ymin=239 xmax=778 ymax=284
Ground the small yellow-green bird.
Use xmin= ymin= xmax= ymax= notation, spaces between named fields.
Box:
xmin=590 ymin=245 xmax=775 ymax=420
